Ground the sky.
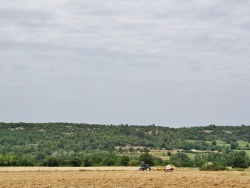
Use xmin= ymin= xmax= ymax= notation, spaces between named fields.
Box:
xmin=1 ymin=0 xmax=250 ymax=127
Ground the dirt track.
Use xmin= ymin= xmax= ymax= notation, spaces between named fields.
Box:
xmin=0 ymin=167 xmax=250 ymax=188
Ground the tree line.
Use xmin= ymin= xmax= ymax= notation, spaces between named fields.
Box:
xmin=0 ymin=150 xmax=249 ymax=170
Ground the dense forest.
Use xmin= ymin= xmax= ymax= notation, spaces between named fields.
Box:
xmin=0 ymin=123 xmax=249 ymax=168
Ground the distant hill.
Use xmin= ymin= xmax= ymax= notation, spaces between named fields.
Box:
xmin=0 ymin=122 xmax=249 ymax=162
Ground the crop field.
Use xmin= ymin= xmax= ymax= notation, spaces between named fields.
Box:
xmin=0 ymin=167 xmax=250 ymax=188
xmin=149 ymin=149 xmax=170 ymax=160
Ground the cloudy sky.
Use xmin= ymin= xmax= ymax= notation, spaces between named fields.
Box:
xmin=1 ymin=0 xmax=250 ymax=127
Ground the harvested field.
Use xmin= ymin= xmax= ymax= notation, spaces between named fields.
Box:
xmin=0 ymin=167 xmax=250 ymax=188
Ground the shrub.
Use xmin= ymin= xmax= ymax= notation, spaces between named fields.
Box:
xmin=42 ymin=156 xmax=60 ymax=167
xmin=153 ymin=157 xmax=164 ymax=166
xmin=69 ymin=157 xmax=81 ymax=167
xmin=83 ymin=156 xmax=92 ymax=167
xmin=230 ymin=151 xmax=249 ymax=169
xmin=199 ymin=162 xmax=227 ymax=171
xmin=129 ymin=159 xmax=140 ymax=166
xmin=139 ymin=152 xmax=154 ymax=165
xmin=115 ymin=156 xmax=130 ymax=166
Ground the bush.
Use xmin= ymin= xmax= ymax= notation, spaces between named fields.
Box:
xmin=230 ymin=142 xmax=239 ymax=149
xmin=101 ymin=157 xmax=114 ymax=166
xmin=199 ymin=162 xmax=227 ymax=171
xmin=153 ymin=157 xmax=164 ymax=166
xmin=115 ymin=156 xmax=130 ymax=166
xmin=83 ymin=156 xmax=92 ymax=167
xmin=170 ymin=153 xmax=194 ymax=167
xmin=227 ymin=151 xmax=249 ymax=169
xmin=42 ymin=156 xmax=60 ymax=167
xmin=129 ymin=159 xmax=140 ymax=166
xmin=69 ymin=157 xmax=81 ymax=167
xmin=139 ymin=152 xmax=154 ymax=165
xmin=17 ymin=157 xmax=35 ymax=166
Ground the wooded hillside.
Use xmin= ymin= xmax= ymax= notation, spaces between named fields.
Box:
xmin=0 ymin=123 xmax=249 ymax=167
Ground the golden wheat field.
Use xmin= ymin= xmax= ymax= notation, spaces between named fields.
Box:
xmin=0 ymin=167 xmax=250 ymax=188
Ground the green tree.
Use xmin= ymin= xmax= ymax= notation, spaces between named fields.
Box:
xmin=0 ymin=154 xmax=5 ymax=166
xmin=83 ymin=156 xmax=92 ymax=167
xmin=4 ymin=154 xmax=18 ymax=166
xmin=139 ymin=152 xmax=154 ymax=165
xmin=152 ymin=157 xmax=164 ymax=166
xmin=42 ymin=156 xmax=60 ymax=167
xmin=101 ymin=157 xmax=114 ymax=166
xmin=230 ymin=151 xmax=249 ymax=169
xmin=194 ymin=154 xmax=207 ymax=167
xmin=129 ymin=159 xmax=140 ymax=166
xmin=230 ymin=142 xmax=239 ymax=149
xmin=116 ymin=156 xmax=130 ymax=166
xmin=211 ymin=140 xmax=217 ymax=146
xmin=170 ymin=153 xmax=193 ymax=167
xmin=69 ymin=157 xmax=81 ymax=167
xmin=17 ymin=157 xmax=35 ymax=166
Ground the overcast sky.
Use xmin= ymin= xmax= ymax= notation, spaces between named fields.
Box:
xmin=1 ymin=0 xmax=250 ymax=127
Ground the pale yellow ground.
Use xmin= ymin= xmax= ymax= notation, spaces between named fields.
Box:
xmin=0 ymin=167 xmax=249 ymax=188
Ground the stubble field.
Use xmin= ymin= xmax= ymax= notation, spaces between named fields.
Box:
xmin=0 ymin=167 xmax=250 ymax=188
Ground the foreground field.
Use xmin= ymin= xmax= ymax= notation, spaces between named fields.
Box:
xmin=0 ymin=167 xmax=250 ymax=188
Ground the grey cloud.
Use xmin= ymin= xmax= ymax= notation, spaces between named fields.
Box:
xmin=0 ymin=0 xmax=250 ymax=126
xmin=0 ymin=8 xmax=52 ymax=21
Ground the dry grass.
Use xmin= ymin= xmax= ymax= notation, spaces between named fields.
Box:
xmin=0 ymin=166 xmax=138 ymax=172
xmin=0 ymin=167 xmax=250 ymax=188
